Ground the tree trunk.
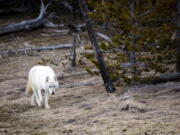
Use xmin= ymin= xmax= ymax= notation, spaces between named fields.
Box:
xmin=78 ymin=0 xmax=116 ymax=93
xmin=176 ymin=0 xmax=180 ymax=71
xmin=71 ymin=33 xmax=77 ymax=67
xmin=129 ymin=0 xmax=137 ymax=78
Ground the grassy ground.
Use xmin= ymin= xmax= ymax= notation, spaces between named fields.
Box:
xmin=0 ymin=16 xmax=180 ymax=135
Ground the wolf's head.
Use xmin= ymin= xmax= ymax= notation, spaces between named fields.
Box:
xmin=45 ymin=76 xmax=59 ymax=95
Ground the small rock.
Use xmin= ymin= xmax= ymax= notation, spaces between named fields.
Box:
xmin=62 ymin=129 xmax=73 ymax=133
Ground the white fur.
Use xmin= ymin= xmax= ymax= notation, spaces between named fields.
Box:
xmin=26 ymin=65 xmax=59 ymax=109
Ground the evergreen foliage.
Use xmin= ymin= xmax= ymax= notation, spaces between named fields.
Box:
xmin=86 ymin=0 xmax=176 ymax=84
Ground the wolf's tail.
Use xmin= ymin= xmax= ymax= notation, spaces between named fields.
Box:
xmin=25 ymin=82 xmax=33 ymax=96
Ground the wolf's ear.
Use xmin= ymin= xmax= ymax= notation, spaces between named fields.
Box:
xmin=46 ymin=76 xmax=49 ymax=82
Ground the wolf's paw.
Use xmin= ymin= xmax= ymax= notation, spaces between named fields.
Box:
xmin=31 ymin=100 xmax=36 ymax=106
xmin=31 ymin=103 xmax=36 ymax=106
xmin=45 ymin=105 xmax=51 ymax=109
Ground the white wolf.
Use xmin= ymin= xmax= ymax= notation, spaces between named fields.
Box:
xmin=26 ymin=65 xmax=59 ymax=109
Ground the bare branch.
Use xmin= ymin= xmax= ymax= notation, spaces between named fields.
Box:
xmin=138 ymin=8 xmax=154 ymax=18
xmin=97 ymin=32 xmax=111 ymax=42
xmin=0 ymin=44 xmax=73 ymax=56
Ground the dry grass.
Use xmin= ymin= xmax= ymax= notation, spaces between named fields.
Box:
xmin=0 ymin=52 xmax=180 ymax=135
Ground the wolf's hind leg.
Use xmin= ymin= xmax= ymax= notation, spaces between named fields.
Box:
xmin=31 ymin=93 xmax=36 ymax=106
xmin=34 ymin=90 xmax=42 ymax=107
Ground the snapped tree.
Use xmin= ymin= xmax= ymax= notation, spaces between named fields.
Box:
xmin=78 ymin=0 xmax=116 ymax=93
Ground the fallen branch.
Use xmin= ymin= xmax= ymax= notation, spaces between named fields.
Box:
xmin=138 ymin=8 xmax=154 ymax=18
xmin=0 ymin=0 xmax=61 ymax=36
xmin=53 ymin=29 xmax=69 ymax=33
xmin=44 ymin=22 xmax=65 ymax=28
xmin=97 ymin=32 xmax=111 ymax=42
xmin=0 ymin=44 xmax=73 ymax=55
xmin=120 ymin=62 xmax=147 ymax=68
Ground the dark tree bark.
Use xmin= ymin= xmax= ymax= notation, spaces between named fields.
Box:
xmin=176 ymin=0 xmax=180 ymax=71
xmin=78 ymin=0 xmax=116 ymax=93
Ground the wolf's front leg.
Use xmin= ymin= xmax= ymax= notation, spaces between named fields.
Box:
xmin=37 ymin=89 xmax=43 ymax=105
xmin=45 ymin=91 xmax=51 ymax=109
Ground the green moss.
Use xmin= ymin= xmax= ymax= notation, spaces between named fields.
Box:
xmin=83 ymin=53 xmax=94 ymax=59
xmin=99 ymin=42 xmax=111 ymax=50
xmin=84 ymin=45 xmax=93 ymax=50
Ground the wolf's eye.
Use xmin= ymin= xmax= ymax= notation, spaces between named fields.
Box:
xmin=53 ymin=86 xmax=55 ymax=88
xmin=49 ymin=86 xmax=52 ymax=88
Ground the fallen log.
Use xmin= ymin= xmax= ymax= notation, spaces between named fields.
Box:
xmin=139 ymin=72 xmax=180 ymax=84
xmin=0 ymin=44 xmax=73 ymax=55
xmin=0 ymin=45 xmax=101 ymax=57
xmin=0 ymin=0 xmax=59 ymax=36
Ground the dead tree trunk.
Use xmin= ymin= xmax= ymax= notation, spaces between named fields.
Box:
xmin=78 ymin=0 xmax=116 ymax=93
xmin=71 ymin=33 xmax=77 ymax=66
xmin=176 ymin=0 xmax=180 ymax=71
xmin=0 ymin=0 xmax=52 ymax=36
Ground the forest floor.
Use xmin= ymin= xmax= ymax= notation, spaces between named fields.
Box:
xmin=0 ymin=15 xmax=180 ymax=135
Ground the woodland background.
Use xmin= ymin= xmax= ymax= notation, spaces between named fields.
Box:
xmin=0 ymin=0 xmax=180 ymax=135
